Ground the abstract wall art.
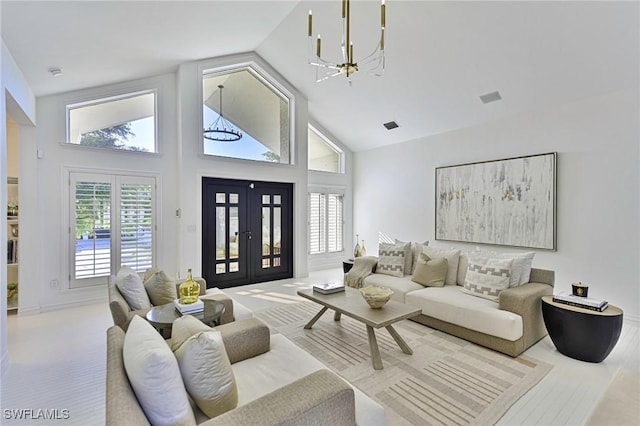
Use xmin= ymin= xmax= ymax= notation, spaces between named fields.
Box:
xmin=435 ymin=152 xmax=557 ymax=250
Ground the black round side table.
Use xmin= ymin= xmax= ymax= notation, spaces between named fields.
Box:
xmin=343 ymin=259 xmax=354 ymax=273
xmin=541 ymin=295 xmax=623 ymax=363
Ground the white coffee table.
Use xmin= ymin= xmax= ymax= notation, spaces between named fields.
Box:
xmin=297 ymin=287 xmax=421 ymax=370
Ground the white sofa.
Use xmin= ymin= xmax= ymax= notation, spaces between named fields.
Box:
xmin=359 ymin=246 xmax=554 ymax=357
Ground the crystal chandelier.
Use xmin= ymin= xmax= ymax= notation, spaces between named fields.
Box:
xmin=308 ymin=0 xmax=386 ymax=83
xmin=203 ymin=85 xmax=242 ymax=142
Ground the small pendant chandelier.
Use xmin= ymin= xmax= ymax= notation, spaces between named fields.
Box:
xmin=307 ymin=0 xmax=386 ymax=83
xmin=203 ymin=85 xmax=242 ymax=142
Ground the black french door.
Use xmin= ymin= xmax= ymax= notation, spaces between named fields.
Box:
xmin=202 ymin=177 xmax=293 ymax=288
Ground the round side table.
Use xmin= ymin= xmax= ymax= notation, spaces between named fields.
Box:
xmin=343 ymin=259 xmax=355 ymax=273
xmin=146 ymin=299 xmax=225 ymax=339
xmin=541 ymin=295 xmax=623 ymax=363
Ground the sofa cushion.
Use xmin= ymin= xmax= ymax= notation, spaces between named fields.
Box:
xmin=231 ymin=334 xmax=385 ymax=426
xmin=422 ymin=247 xmax=461 ymax=286
xmin=122 ymin=316 xmax=196 ymax=426
xmin=116 ymin=266 xmax=152 ymax=310
xmin=174 ymin=329 xmax=238 ymax=418
xmin=411 ymin=253 xmax=448 ymax=287
xmin=144 ymin=270 xmax=178 ymax=306
xmin=461 ymin=257 xmax=513 ymax=301
xmin=377 ymin=241 xmax=410 ymax=277
xmin=406 ymin=286 xmax=523 ymax=341
xmin=362 ymin=273 xmax=423 ymax=303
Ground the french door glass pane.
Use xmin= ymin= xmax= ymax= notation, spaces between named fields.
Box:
xmin=274 ymin=207 xmax=281 ymax=255
xmin=216 ymin=207 xmax=226 ymax=260
xmin=229 ymin=207 xmax=239 ymax=259
xmin=262 ymin=207 xmax=271 ymax=256
xmin=216 ymin=193 xmax=225 ymax=203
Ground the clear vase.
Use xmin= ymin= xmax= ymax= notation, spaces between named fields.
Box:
xmin=354 ymin=234 xmax=361 ymax=258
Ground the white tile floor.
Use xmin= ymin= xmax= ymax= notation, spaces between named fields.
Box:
xmin=2 ymin=268 xmax=638 ymax=425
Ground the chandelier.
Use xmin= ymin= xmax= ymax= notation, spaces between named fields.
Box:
xmin=307 ymin=0 xmax=386 ymax=83
xmin=203 ymin=85 xmax=242 ymax=142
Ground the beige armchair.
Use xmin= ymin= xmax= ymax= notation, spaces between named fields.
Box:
xmin=106 ymin=319 xmax=359 ymax=425
xmin=108 ymin=275 xmax=237 ymax=331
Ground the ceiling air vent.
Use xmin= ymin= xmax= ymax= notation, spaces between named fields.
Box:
xmin=479 ymin=91 xmax=502 ymax=104
xmin=383 ymin=121 xmax=399 ymax=130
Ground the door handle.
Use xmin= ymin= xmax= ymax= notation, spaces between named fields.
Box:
xmin=242 ymin=231 xmax=252 ymax=240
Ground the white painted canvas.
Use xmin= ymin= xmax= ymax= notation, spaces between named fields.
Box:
xmin=436 ymin=153 xmax=556 ymax=250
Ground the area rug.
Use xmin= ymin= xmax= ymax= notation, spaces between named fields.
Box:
xmin=257 ymin=301 xmax=553 ymax=425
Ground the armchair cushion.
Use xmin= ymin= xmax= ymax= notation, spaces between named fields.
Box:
xmin=144 ymin=270 xmax=177 ymax=305
xmin=116 ymin=266 xmax=151 ymax=310
xmin=122 ymin=316 xmax=195 ymax=426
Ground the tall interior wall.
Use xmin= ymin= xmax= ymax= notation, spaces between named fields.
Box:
xmin=353 ymin=89 xmax=640 ymax=321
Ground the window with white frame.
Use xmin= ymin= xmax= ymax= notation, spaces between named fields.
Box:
xmin=67 ymin=90 xmax=157 ymax=153
xmin=69 ymin=172 xmax=156 ymax=288
xmin=202 ymin=66 xmax=291 ymax=164
xmin=309 ymin=191 xmax=344 ymax=255
xmin=308 ymin=125 xmax=344 ymax=173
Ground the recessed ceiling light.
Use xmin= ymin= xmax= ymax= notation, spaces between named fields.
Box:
xmin=480 ymin=91 xmax=502 ymax=104
xmin=48 ymin=67 xmax=63 ymax=77
xmin=383 ymin=121 xmax=399 ymax=130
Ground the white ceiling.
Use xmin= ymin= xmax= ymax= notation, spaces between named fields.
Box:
xmin=2 ymin=1 xmax=638 ymax=152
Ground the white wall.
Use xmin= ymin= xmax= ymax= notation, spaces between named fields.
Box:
xmin=354 ymin=89 xmax=639 ymax=321
xmin=21 ymin=73 xmax=179 ymax=313
xmin=1 ymin=40 xmax=36 ymax=376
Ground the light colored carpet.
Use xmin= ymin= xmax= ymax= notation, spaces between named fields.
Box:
xmin=257 ymin=301 xmax=553 ymax=426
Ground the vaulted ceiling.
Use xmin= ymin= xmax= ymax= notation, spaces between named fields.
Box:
xmin=2 ymin=1 xmax=638 ymax=152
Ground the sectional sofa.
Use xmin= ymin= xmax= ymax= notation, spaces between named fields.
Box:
xmin=355 ymin=244 xmax=554 ymax=357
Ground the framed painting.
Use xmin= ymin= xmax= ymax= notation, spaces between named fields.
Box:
xmin=435 ymin=152 xmax=557 ymax=250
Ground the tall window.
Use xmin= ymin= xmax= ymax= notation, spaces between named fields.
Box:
xmin=70 ymin=172 xmax=156 ymax=288
xmin=309 ymin=191 xmax=344 ymax=255
xmin=202 ymin=66 xmax=291 ymax=164
xmin=308 ymin=125 xmax=343 ymax=173
xmin=67 ymin=90 xmax=157 ymax=153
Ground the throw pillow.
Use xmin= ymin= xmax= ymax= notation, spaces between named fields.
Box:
xmin=170 ymin=315 xmax=212 ymax=352
xmin=411 ymin=253 xmax=448 ymax=287
xmin=421 ymin=247 xmax=461 ymax=286
xmin=174 ymin=330 xmax=238 ymax=419
xmin=123 ymin=316 xmax=196 ymax=426
xmin=461 ymin=257 xmax=513 ymax=301
xmin=469 ymin=251 xmax=535 ymax=287
xmin=377 ymin=242 xmax=410 ymax=277
xmin=411 ymin=241 xmax=430 ymax=274
xmin=116 ymin=266 xmax=152 ymax=310
xmin=394 ymin=239 xmax=414 ymax=275
xmin=144 ymin=270 xmax=178 ymax=306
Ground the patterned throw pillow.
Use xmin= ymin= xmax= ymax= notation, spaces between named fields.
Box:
xmin=461 ymin=258 xmax=513 ymax=301
xmin=377 ymin=242 xmax=410 ymax=277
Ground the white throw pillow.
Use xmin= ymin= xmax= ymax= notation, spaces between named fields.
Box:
xmin=378 ymin=242 xmax=410 ymax=277
xmin=461 ymin=257 xmax=513 ymax=302
xmin=116 ymin=266 xmax=152 ymax=310
xmin=422 ymin=247 xmax=461 ymax=286
xmin=144 ymin=270 xmax=178 ymax=306
xmin=123 ymin=316 xmax=196 ymax=426
xmin=174 ymin=330 xmax=238 ymax=419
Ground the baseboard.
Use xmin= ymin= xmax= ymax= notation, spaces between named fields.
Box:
xmin=1 ymin=348 xmax=9 ymax=378
xmin=39 ymin=296 xmax=105 ymax=313
xmin=15 ymin=305 xmax=41 ymax=316
xmin=623 ymin=315 xmax=639 ymax=327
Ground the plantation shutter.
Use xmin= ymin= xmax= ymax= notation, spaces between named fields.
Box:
xmin=70 ymin=172 xmax=156 ymax=289
xmin=120 ymin=180 xmax=154 ymax=272
xmin=73 ymin=179 xmax=112 ymax=281
xmin=308 ymin=192 xmax=326 ymax=254
xmin=327 ymin=193 xmax=343 ymax=252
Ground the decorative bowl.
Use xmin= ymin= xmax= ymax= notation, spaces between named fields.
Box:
xmin=359 ymin=285 xmax=394 ymax=309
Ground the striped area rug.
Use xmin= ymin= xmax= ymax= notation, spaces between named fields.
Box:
xmin=257 ymin=301 xmax=553 ymax=426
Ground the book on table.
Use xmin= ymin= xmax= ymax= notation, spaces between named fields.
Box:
xmin=173 ymin=298 xmax=204 ymax=314
xmin=313 ymin=282 xmax=345 ymax=294
xmin=552 ymin=292 xmax=609 ymax=312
